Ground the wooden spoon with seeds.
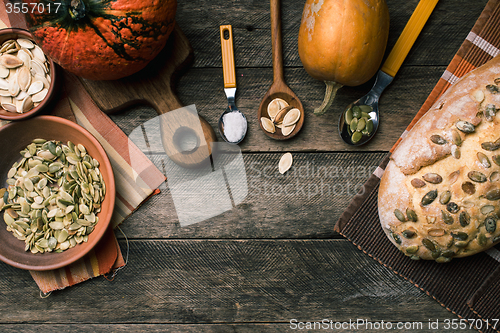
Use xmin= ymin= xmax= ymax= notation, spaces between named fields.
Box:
xmin=257 ymin=0 xmax=304 ymax=140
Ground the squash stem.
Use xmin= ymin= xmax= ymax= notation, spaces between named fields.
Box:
xmin=69 ymin=0 xmax=86 ymax=20
xmin=314 ymin=81 xmax=343 ymax=115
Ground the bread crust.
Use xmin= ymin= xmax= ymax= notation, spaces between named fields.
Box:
xmin=378 ymin=55 xmax=500 ymax=262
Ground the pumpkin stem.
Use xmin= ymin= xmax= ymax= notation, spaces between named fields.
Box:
xmin=69 ymin=0 xmax=86 ymax=20
xmin=314 ymin=81 xmax=343 ymax=115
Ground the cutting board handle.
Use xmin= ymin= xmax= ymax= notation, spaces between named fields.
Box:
xmin=79 ymin=24 xmax=192 ymax=115
xmin=80 ymin=24 xmax=217 ymax=168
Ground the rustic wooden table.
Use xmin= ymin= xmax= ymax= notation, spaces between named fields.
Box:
xmin=0 ymin=0 xmax=492 ymax=332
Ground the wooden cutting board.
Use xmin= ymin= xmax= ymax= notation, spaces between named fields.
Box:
xmin=79 ymin=24 xmax=192 ymax=114
xmin=79 ymin=24 xmax=216 ymax=168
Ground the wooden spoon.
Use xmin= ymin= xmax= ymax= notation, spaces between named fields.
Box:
xmin=257 ymin=0 xmax=304 ymax=140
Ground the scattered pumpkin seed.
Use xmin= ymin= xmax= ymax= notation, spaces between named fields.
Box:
xmin=428 ymin=228 xmax=445 ymax=237
xmin=451 ymin=130 xmax=462 ymax=146
xmin=486 ymin=84 xmax=499 ymax=94
xmin=392 ymin=233 xmax=401 ymax=245
xmin=405 ymin=245 xmax=419 ymax=254
xmin=484 ymin=104 xmax=497 ymax=122
xmin=462 ymin=181 xmax=476 ymax=195
xmin=394 ymin=209 xmax=406 ymax=222
xmin=448 ymin=170 xmax=460 ymax=184
xmin=406 ymin=208 xmax=418 ymax=222
xmin=481 ymin=205 xmax=495 ymax=215
xmin=493 ymin=155 xmax=500 ymax=167
xmin=439 ymin=191 xmax=451 ymax=205
xmin=435 ymin=256 xmax=452 ymax=263
xmin=441 ymin=210 xmax=454 ymax=224
xmin=411 ymin=178 xmax=426 ymax=188
xmin=423 ymin=173 xmax=442 ymax=184
xmin=468 ymin=171 xmax=487 ymax=183
xmin=455 ymin=120 xmax=475 ymax=133
xmin=451 ymin=231 xmax=468 ymax=241
xmin=490 ymin=171 xmax=500 ymax=183
xmin=430 ymin=134 xmax=447 ymax=145
xmin=459 ymin=211 xmax=470 ymax=227
xmin=446 ymin=202 xmax=459 ymax=214
xmin=481 ymin=141 xmax=500 ymax=151
xmin=441 ymin=250 xmax=455 ymax=258
xmin=486 ymin=188 xmax=500 ymax=201
xmin=477 ymin=152 xmax=491 ymax=168
xmin=422 ymin=238 xmax=436 ymax=252
xmin=485 ymin=216 xmax=497 ymax=233
xmin=402 ymin=229 xmax=416 ymax=238
xmin=451 ymin=145 xmax=461 ymax=159
xmin=278 ymin=152 xmax=293 ymax=175
xmin=421 ymin=190 xmax=437 ymax=206
xmin=478 ymin=233 xmax=487 ymax=246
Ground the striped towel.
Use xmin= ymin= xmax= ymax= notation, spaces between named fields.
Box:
xmin=335 ymin=1 xmax=500 ymax=332
xmin=0 ymin=5 xmax=166 ymax=293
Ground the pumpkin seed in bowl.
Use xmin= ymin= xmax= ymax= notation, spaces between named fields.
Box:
xmin=0 ymin=138 xmax=106 ymax=254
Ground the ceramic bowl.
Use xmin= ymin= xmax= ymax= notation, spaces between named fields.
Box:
xmin=0 ymin=28 xmax=58 ymax=121
xmin=0 ymin=116 xmax=115 ymax=270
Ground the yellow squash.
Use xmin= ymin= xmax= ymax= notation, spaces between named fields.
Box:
xmin=298 ymin=0 xmax=390 ymax=114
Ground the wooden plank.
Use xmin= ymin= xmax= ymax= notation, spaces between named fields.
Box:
xmin=0 ymin=323 xmax=478 ymax=332
xmin=175 ymin=0 xmax=488 ymax=68
xmin=0 ymin=239 xmax=464 ymax=325
xmin=106 ymin=0 xmax=490 ymax=153
xmin=111 ymin=152 xmax=386 ymax=238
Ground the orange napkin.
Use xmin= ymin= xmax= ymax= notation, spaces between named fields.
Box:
xmin=0 ymin=4 xmax=166 ymax=293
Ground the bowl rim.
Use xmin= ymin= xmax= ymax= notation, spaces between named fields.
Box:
xmin=0 ymin=27 xmax=58 ymax=121
xmin=0 ymin=115 xmax=116 ymax=271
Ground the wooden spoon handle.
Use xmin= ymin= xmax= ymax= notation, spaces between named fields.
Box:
xmin=381 ymin=0 xmax=439 ymax=77
xmin=220 ymin=25 xmax=236 ymax=89
xmin=270 ymin=0 xmax=284 ymax=83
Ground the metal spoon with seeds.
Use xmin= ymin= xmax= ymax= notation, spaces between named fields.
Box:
xmin=339 ymin=0 xmax=439 ymax=146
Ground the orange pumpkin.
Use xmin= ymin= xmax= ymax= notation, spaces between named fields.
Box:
xmin=298 ymin=0 xmax=390 ymax=114
xmin=24 ymin=0 xmax=177 ymax=81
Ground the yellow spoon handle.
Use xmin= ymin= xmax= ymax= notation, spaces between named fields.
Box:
xmin=220 ymin=25 xmax=236 ymax=89
xmin=381 ymin=0 xmax=439 ymax=77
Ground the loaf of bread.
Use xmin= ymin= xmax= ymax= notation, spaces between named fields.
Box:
xmin=378 ymin=55 xmax=500 ymax=262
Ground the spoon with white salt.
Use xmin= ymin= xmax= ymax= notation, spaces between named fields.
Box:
xmin=218 ymin=25 xmax=247 ymax=144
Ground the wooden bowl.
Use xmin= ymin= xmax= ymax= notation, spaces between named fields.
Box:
xmin=0 ymin=28 xmax=58 ymax=121
xmin=0 ymin=116 xmax=115 ymax=271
